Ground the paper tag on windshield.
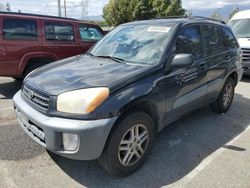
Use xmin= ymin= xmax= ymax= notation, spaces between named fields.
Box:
xmin=148 ymin=26 xmax=171 ymax=33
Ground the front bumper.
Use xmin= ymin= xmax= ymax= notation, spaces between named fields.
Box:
xmin=13 ymin=91 xmax=118 ymax=160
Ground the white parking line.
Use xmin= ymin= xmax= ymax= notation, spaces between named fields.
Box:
xmin=0 ymin=106 xmax=13 ymax=112
xmin=176 ymin=125 xmax=250 ymax=187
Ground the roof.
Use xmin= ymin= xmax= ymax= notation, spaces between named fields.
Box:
xmin=123 ymin=16 xmax=226 ymax=26
xmin=230 ymin=10 xmax=250 ymax=20
xmin=0 ymin=11 xmax=99 ymax=27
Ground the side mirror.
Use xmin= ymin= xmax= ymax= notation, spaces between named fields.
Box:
xmin=172 ymin=54 xmax=193 ymax=68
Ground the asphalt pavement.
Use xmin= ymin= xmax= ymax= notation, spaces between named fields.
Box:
xmin=0 ymin=77 xmax=250 ymax=188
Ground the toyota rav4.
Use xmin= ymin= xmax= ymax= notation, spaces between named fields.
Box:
xmin=13 ymin=17 xmax=243 ymax=176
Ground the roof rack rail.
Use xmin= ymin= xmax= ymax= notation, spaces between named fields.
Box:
xmin=151 ymin=15 xmax=188 ymax=19
xmin=150 ymin=15 xmax=226 ymax=24
xmin=189 ymin=16 xmax=226 ymax=24
xmin=0 ymin=11 xmax=78 ymax=21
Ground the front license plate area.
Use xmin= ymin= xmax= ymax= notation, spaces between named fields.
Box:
xmin=15 ymin=107 xmax=46 ymax=144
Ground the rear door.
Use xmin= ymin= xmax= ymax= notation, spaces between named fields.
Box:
xmin=43 ymin=21 xmax=79 ymax=59
xmin=78 ymin=24 xmax=103 ymax=54
xmin=203 ymin=25 xmax=238 ymax=102
xmin=165 ymin=24 xmax=208 ymax=123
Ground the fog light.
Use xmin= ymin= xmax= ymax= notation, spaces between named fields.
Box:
xmin=62 ymin=133 xmax=79 ymax=151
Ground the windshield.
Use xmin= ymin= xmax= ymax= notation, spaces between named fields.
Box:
xmin=89 ymin=24 xmax=175 ymax=65
xmin=229 ymin=19 xmax=250 ymax=38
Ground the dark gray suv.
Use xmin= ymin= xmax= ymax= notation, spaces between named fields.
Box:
xmin=13 ymin=17 xmax=243 ymax=177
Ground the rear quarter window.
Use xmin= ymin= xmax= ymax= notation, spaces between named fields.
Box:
xmin=221 ymin=27 xmax=238 ymax=50
xmin=79 ymin=25 xmax=103 ymax=42
xmin=3 ymin=18 xmax=38 ymax=40
xmin=45 ymin=22 xmax=75 ymax=42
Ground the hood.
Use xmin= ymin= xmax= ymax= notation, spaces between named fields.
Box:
xmin=237 ymin=38 xmax=250 ymax=48
xmin=25 ymin=55 xmax=148 ymax=95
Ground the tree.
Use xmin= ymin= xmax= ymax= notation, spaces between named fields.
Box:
xmin=165 ymin=0 xmax=186 ymax=16
xmin=133 ymin=0 xmax=154 ymax=20
xmin=229 ymin=7 xmax=239 ymax=20
xmin=6 ymin=2 xmax=11 ymax=12
xmin=151 ymin=0 xmax=170 ymax=17
xmin=103 ymin=0 xmax=138 ymax=26
xmin=103 ymin=0 xmax=186 ymax=26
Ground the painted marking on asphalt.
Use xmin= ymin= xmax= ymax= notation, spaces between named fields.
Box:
xmin=178 ymin=125 xmax=250 ymax=187
xmin=0 ymin=106 xmax=13 ymax=112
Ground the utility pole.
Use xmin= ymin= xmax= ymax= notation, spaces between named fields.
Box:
xmin=57 ymin=0 xmax=61 ymax=17
xmin=64 ymin=0 xmax=67 ymax=18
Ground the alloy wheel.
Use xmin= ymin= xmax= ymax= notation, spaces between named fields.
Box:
xmin=118 ymin=124 xmax=149 ymax=167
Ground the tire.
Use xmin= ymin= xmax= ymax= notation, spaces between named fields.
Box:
xmin=98 ymin=111 xmax=156 ymax=177
xmin=12 ymin=77 xmax=23 ymax=82
xmin=210 ymin=77 xmax=235 ymax=114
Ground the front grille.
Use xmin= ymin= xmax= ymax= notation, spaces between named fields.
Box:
xmin=242 ymin=48 xmax=250 ymax=62
xmin=22 ymin=85 xmax=49 ymax=111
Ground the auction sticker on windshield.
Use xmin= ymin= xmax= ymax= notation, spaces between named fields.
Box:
xmin=148 ymin=26 xmax=171 ymax=33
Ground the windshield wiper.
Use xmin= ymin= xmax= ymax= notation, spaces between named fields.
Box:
xmin=85 ymin=52 xmax=95 ymax=57
xmin=95 ymin=55 xmax=126 ymax=64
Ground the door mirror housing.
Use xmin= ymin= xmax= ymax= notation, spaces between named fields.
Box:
xmin=172 ymin=54 xmax=193 ymax=68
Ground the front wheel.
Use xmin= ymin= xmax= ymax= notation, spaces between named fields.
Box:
xmin=210 ymin=77 xmax=235 ymax=114
xmin=98 ymin=111 xmax=156 ymax=177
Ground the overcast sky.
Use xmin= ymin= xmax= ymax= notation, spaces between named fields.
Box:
xmin=1 ymin=0 xmax=250 ymax=18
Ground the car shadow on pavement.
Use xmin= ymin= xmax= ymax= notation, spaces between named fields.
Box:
xmin=0 ymin=78 xmax=22 ymax=99
xmin=49 ymin=92 xmax=250 ymax=188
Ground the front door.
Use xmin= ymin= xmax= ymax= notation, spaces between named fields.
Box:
xmin=164 ymin=25 xmax=208 ymax=124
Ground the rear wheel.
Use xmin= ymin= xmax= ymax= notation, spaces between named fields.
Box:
xmin=210 ymin=77 xmax=235 ymax=114
xmin=98 ymin=111 xmax=156 ymax=177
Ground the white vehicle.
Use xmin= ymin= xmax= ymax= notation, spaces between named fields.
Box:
xmin=229 ymin=10 xmax=250 ymax=75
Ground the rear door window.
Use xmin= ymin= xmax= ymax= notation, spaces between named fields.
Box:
xmin=221 ymin=27 xmax=238 ymax=50
xmin=203 ymin=25 xmax=222 ymax=55
xmin=3 ymin=18 xmax=38 ymax=40
xmin=79 ymin=25 xmax=103 ymax=42
xmin=176 ymin=25 xmax=202 ymax=60
xmin=45 ymin=22 xmax=75 ymax=42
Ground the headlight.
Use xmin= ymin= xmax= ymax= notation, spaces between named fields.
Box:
xmin=57 ymin=87 xmax=109 ymax=114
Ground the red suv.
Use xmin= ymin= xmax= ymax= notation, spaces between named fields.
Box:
xmin=0 ymin=12 xmax=104 ymax=78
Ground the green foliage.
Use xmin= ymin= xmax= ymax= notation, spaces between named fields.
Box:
xmin=103 ymin=0 xmax=138 ymax=26
xmin=98 ymin=20 xmax=109 ymax=27
xmin=166 ymin=0 xmax=185 ymax=16
xmin=103 ymin=0 xmax=186 ymax=26
xmin=133 ymin=0 xmax=154 ymax=20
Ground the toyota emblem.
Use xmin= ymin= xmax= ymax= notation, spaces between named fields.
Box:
xmin=27 ymin=90 xmax=34 ymax=99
